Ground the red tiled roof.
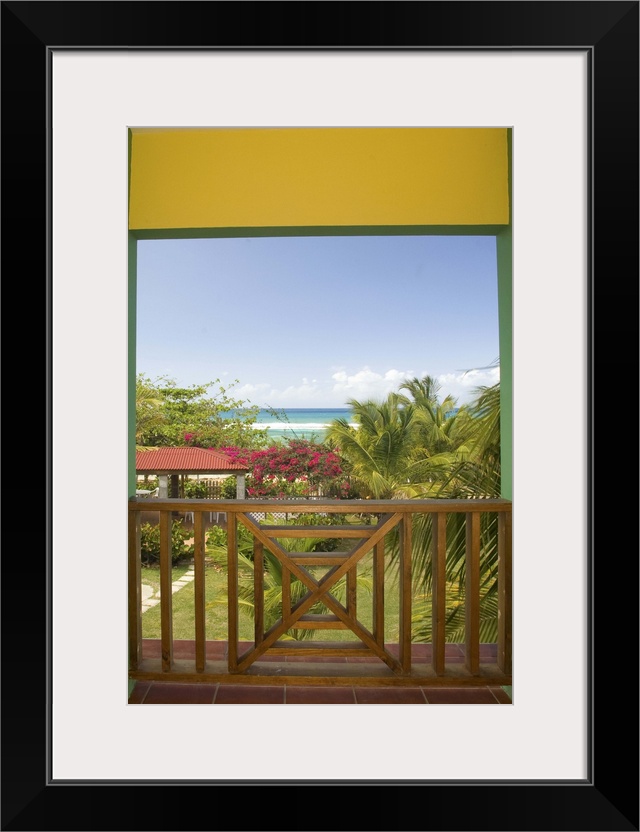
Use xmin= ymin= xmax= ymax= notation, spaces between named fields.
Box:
xmin=136 ymin=447 xmax=250 ymax=473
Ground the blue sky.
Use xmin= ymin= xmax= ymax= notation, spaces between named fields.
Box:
xmin=136 ymin=235 xmax=500 ymax=408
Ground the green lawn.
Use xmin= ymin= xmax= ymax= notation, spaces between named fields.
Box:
xmin=140 ymin=564 xmax=191 ymax=596
xmin=141 ymin=560 xmax=254 ymax=641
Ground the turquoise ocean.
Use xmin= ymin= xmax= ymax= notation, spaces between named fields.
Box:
xmin=250 ymin=408 xmax=354 ymax=443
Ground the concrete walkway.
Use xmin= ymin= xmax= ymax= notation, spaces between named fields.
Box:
xmin=141 ymin=566 xmax=196 ymax=612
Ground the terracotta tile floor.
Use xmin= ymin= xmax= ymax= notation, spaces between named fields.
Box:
xmin=129 ymin=640 xmax=512 ymax=704
xmin=129 ymin=680 xmax=511 ymax=704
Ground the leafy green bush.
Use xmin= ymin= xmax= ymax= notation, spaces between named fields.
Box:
xmin=287 ymin=512 xmax=343 ymax=551
xmin=140 ymin=520 xmax=194 ymax=566
xmin=183 ymin=480 xmax=209 ymax=498
xmin=205 ymin=525 xmax=228 ymax=548
xmin=221 ymin=476 xmax=237 ymax=499
xmin=206 ymin=513 xmax=341 ymax=555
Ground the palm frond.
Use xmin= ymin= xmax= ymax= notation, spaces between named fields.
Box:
xmin=411 ymin=584 xmax=500 ymax=643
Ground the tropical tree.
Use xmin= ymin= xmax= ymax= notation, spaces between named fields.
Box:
xmin=324 ymin=377 xmax=502 ymax=643
xmin=135 ymin=376 xmax=165 ymax=448
xmin=323 ymin=393 xmax=423 ymax=498
xmin=135 ymin=374 xmax=269 ymax=449
xmin=397 ymin=381 xmax=503 ymax=642
xmin=440 ymin=381 xmax=501 ymax=498
xmin=324 ymin=381 xmax=474 ymax=499
xmin=398 ymin=375 xmax=472 ymax=457
xmin=411 ymin=583 xmax=500 ymax=644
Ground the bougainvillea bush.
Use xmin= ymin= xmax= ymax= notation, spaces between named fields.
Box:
xmin=219 ymin=439 xmax=351 ymax=498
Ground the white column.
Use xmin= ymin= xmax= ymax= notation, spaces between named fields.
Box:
xmin=236 ymin=474 xmax=245 ymax=499
xmin=158 ymin=474 xmax=168 ymax=498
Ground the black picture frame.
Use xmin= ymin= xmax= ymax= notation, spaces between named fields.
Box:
xmin=2 ymin=2 xmax=638 ymax=830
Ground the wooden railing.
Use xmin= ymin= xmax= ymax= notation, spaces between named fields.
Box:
xmin=128 ymin=498 xmax=512 ymax=688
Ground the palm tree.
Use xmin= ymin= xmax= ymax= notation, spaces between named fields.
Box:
xmin=325 ymin=381 xmax=475 ymax=501
xmin=398 ymin=374 xmax=472 ymax=457
xmin=324 ymin=393 xmax=423 ymax=498
xmin=461 ymin=381 xmax=501 ymax=491
xmin=432 ymin=381 xmax=501 ymax=499
xmin=398 ymin=374 xmax=441 ymax=405
xmin=402 ymin=382 xmax=500 ymax=641
xmin=411 ymin=583 xmax=500 ymax=643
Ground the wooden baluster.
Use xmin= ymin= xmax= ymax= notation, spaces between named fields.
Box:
xmin=227 ymin=512 xmax=238 ymax=672
xmin=347 ymin=566 xmax=357 ymax=620
xmin=159 ymin=511 xmax=173 ymax=672
xmin=498 ymin=510 xmax=513 ymax=675
xmin=431 ymin=511 xmax=447 ymax=676
xmin=465 ymin=511 xmax=481 ymax=675
xmin=254 ymin=539 xmax=264 ymax=646
xmin=194 ymin=510 xmax=206 ymax=673
xmin=282 ymin=565 xmax=291 ymax=627
xmin=399 ymin=514 xmax=412 ymax=674
xmin=128 ymin=508 xmax=142 ymax=670
xmin=372 ymin=540 xmax=385 ymax=647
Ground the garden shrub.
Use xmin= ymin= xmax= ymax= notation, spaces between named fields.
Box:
xmin=205 ymin=513 xmax=341 ymax=555
xmin=220 ymin=440 xmax=347 ymax=498
xmin=140 ymin=519 xmax=194 ymax=566
xmin=221 ymin=476 xmax=237 ymax=499
xmin=205 ymin=525 xmax=228 ymax=548
xmin=183 ymin=479 xmax=209 ymax=498
xmin=287 ymin=512 xmax=343 ymax=551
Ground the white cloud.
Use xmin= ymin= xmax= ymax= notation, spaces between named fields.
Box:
xmin=331 ymin=366 xmax=415 ymax=401
xmin=436 ymin=367 xmax=500 ymax=403
xmin=238 ymin=379 xmax=325 ymax=408
xmin=236 ymin=365 xmax=499 ymax=408
xmin=276 ymin=380 xmax=325 ymax=404
xmin=234 ymin=382 xmax=271 ymax=400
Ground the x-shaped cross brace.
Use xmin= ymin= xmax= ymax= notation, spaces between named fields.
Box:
xmin=233 ymin=512 xmax=403 ymax=674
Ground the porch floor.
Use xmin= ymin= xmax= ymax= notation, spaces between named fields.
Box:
xmin=129 ymin=640 xmax=512 ymax=704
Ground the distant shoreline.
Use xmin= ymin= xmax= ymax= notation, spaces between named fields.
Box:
xmin=244 ymin=407 xmax=355 ymax=442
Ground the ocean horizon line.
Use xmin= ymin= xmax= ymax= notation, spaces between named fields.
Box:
xmin=220 ymin=406 xmax=356 ymax=440
xmin=224 ymin=407 xmax=353 ymax=419
xmin=258 ymin=407 xmax=352 ymax=411
xmin=251 ymin=422 xmax=357 ymax=430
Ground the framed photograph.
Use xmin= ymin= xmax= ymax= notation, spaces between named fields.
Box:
xmin=3 ymin=2 xmax=637 ymax=830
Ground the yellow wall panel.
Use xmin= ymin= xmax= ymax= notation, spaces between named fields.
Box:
xmin=129 ymin=127 xmax=509 ymax=229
